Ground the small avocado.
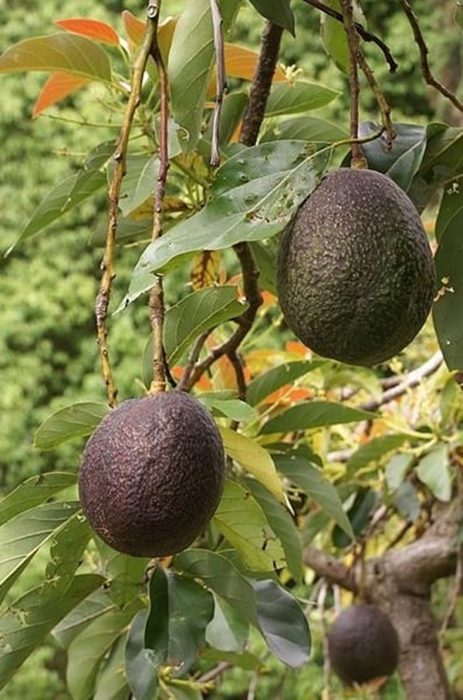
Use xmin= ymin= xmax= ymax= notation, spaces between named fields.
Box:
xmin=277 ymin=168 xmax=436 ymax=366
xmin=328 ymin=603 xmax=399 ymax=686
xmin=78 ymin=391 xmax=225 ymax=557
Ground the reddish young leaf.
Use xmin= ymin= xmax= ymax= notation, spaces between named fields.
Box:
xmin=55 ymin=18 xmax=120 ymax=46
xmin=33 ymin=72 xmax=89 ymax=116
xmin=122 ymin=10 xmax=145 ymax=47
xmin=225 ymin=43 xmax=287 ymax=82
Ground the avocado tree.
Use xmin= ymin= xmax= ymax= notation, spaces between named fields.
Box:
xmin=1 ymin=1 xmax=463 ymax=698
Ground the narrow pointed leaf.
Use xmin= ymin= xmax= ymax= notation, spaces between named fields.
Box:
xmin=261 ymin=401 xmax=375 ymax=434
xmin=34 ymin=401 xmax=109 ymax=449
xmin=220 ymin=428 xmax=284 ymax=503
xmin=33 ymin=72 xmax=89 ymax=116
xmin=265 ymin=81 xmax=339 ymax=117
xmin=247 ymin=360 xmax=323 ymax=406
xmin=346 ymin=434 xmax=410 ymax=476
xmin=248 ymin=0 xmax=295 ymax=35
xmin=55 ymin=18 xmax=120 ymax=46
xmin=0 ymin=34 xmax=112 ymax=82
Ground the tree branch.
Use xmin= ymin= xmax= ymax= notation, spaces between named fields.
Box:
xmin=96 ymin=15 xmax=157 ymax=407
xmin=181 ymin=20 xmax=284 ymax=394
xmin=300 ymin=0 xmax=398 ymax=73
xmin=303 ymin=546 xmax=356 ymax=591
xmin=399 ymin=0 xmax=463 ymax=114
xmin=148 ymin=0 xmax=169 ymax=394
xmin=340 ymin=0 xmax=365 ymax=168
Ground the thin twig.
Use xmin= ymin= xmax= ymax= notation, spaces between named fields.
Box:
xmin=317 ymin=582 xmax=331 ymax=700
xmin=96 ymin=15 xmax=157 ymax=407
xmin=340 ymin=0 xmax=365 ymax=168
xmin=181 ymin=21 xmax=284 ymax=394
xmin=399 ymin=0 xmax=463 ymax=114
xmin=197 ymin=662 xmax=232 ymax=684
xmin=227 ymin=350 xmax=246 ymax=401
xmin=361 ymin=351 xmax=443 ymax=412
xmin=300 ymin=0 xmax=398 ymax=73
xmin=148 ymin=0 xmax=169 ymax=394
xmin=177 ymin=331 xmax=212 ymax=391
xmin=356 ymin=47 xmax=395 ymax=148
xmin=210 ymin=0 xmax=226 ymax=167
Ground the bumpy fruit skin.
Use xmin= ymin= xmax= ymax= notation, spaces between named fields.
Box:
xmin=277 ymin=169 xmax=436 ymax=366
xmin=328 ymin=604 xmax=399 ymax=686
xmin=78 ymin=391 xmax=225 ymax=557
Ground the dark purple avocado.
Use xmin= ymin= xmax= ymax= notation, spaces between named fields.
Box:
xmin=79 ymin=391 xmax=225 ymax=557
xmin=277 ymin=168 xmax=436 ymax=366
xmin=328 ymin=603 xmax=400 ymax=685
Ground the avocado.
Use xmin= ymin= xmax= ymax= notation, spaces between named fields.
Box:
xmin=78 ymin=391 xmax=225 ymax=557
xmin=277 ymin=169 xmax=436 ymax=366
xmin=328 ymin=603 xmax=399 ymax=685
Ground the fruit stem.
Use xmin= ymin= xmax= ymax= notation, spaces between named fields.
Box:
xmin=96 ymin=9 xmax=158 ymax=407
xmin=148 ymin=0 xmax=169 ymax=394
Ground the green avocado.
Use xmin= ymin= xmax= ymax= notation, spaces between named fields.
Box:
xmin=328 ymin=604 xmax=399 ymax=685
xmin=277 ymin=168 xmax=436 ymax=366
xmin=78 ymin=391 xmax=225 ymax=557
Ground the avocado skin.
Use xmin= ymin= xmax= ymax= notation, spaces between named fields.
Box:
xmin=79 ymin=391 xmax=225 ymax=558
xmin=277 ymin=169 xmax=436 ymax=366
xmin=328 ymin=604 xmax=399 ymax=685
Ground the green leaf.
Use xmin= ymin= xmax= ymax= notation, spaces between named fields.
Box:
xmin=433 ymin=185 xmax=463 ymax=370
xmin=332 ymin=489 xmax=377 ymax=548
xmin=416 ymin=444 xmax=452 ymax=502
xmin=247 ymin=360 xmax=323 ymax=406
xmin=220 ymin=428 xmax=284 ymax=502
xmin=320 ymin=0 xmax=365 ymax=73
xmin=246 ymin=479 xmax=303 ymax=583
xmin=346 ymin=434 xmax=410 ymax=476
xmin=164 ymin=573 xmax=214 ymax=675
xmin=96 ymin=545 xmax=147 ymax=607
xmin=199 ymin=395 xmax=256 ymax=422
xmin=0 ymin=472 xmax=76 ymax=527
xmin=206 ymin=595 xmax=249 ymax=652
xmin=174 ymin=549 xmax=257 ymax=625
xmin=53 ymin=589 xmax=114 ymax=648
xmin=385 ymin=453 xmax=413 ymax=491
xmin=248 ymin=0 xmax=295 ymax=35
xmin=201 ymin=647 xmax=260 ymax=670
xmin=265 ymin=81 xmax=339 ymax=117
xmin=34 ymin=401 xmax=109 ymax=449
xmin=119 ymin=155 xmax=159 ymax=218
xmin=394 ymin=482 xmax=420 ymax=522
xmin=251 ymin=579 xmax=311 ymax=667
xmin=275 ymin=454 xmax=353 ymax=539
xmin=0 ymin=34 xmax=112 ymax=81
xmin=9 ymin=170 xmax=106 ymax=253
xmin=261 ymin=116 xmax=347 ymax=144
xmin=165 ymin=287 xmax=248 ymax=366
xmin=144 ymin=567 xmax=170 ymax=667
xmin=126 ymin=611 xmax=158 ymax=700
xmin=0 ymin=501 xmax=80 ymax=604
xmin=168 ymin=0 xmax=239 ymax=151
xmin=94 ymin=635 xmax=130 ymax=700
xmin=46 ymin=512 xmax=91 ymax=593
xmin=213 ymin=480 xmax=285 ymax=572
xmin=0 ymin=574 xmax=103 ymax=691
xmin=261 ymin=401 xmax=375 ymax=434
xmin=356 ymin=122 xmax=427 ymax=191
xmin=120 ymin=141 xmax=329 ymax=308
xmin=68 ymin=601 xmax=141 ymax=700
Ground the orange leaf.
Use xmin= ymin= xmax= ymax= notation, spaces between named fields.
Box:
xmin=190 ymin=251 xmax=221 ymax=290
xmin=225 ymin=43 xmax=287 ymax=82
xmin=286 ymin=341 xmax=310 ymax=357
xmin=33 ymin=72 xmax=89 ymax=116
xmin=122 ymin=11 xmax=176 ymax=61
xmin=122 ymin=10 xmax=145 ymax=47
xmin=55 ymin=18 xmax=119 ymax=46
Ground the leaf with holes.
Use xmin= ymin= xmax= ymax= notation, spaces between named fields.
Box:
xmin=0 ymin=472 xmax=76 ymax=527
xmin=120 ymin=141 xmax=329 ymax=308
xmin=213 ymin=480 xmax=285 ymax=572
